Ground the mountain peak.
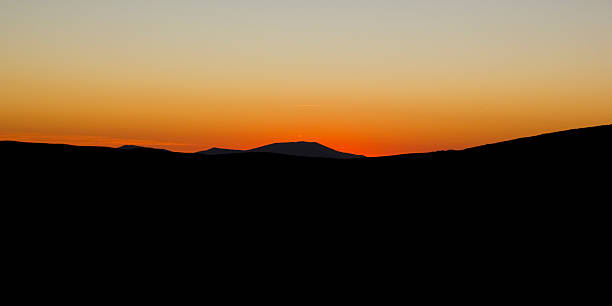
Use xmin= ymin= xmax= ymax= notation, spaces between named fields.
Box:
xmin=248 ymin=141 xmax=364 ymax=159
xmin=266 ymin=141 xmax=323 ymax=146
xmin=197 ymin=141 xmax=364 ymax=158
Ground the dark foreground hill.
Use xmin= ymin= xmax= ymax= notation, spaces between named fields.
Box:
xmin=2 ymin=124 xmax=609 ymax=292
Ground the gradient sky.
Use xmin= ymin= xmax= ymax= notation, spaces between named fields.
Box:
xmin=1 ymin=0 xmax=611 ymax=156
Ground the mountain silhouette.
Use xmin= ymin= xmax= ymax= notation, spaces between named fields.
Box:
xmin=2 ymin=123 xmax=610 ymax=191
xmin=118 ymin=145 xmax=171 ymax=152
xmin=3 ymin=124 xmax=610 ymax=243
xmin=198 ymin=141 xmax=365 ymax=159
xmin=197 ymin=147 xmax=243 ymax=155
xmin=248 ymin=141 xmax=364 ymax=158
xmin=6 ymin=125 xmax=608 ymax=287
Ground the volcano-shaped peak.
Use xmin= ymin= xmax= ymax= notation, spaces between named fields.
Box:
xmin=248 ymin=141 xmax=364 ymax=159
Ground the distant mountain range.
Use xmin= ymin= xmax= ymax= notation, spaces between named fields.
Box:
xmin=2 ymin=123 xmax=610 ymax=205
xmin=73 ymin=124 xmax=612 ymax=159
xmin=197 ymin=141 xmax=365 ymax=159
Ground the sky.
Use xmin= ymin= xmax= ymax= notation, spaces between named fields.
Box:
xmin=1 ymin=0 xmax=611 ymax=156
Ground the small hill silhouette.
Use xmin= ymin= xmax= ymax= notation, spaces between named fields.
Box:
xmin=198 ymin=141 xmax=365 ymax=159
xmin=118 ymin=145 xmax=171 ymax=152
xmin=197 ymin=147 xmax=243 ymax=155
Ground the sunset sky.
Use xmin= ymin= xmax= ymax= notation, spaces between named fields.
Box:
xmin=1 ymin=0 xmax=611 ymax=156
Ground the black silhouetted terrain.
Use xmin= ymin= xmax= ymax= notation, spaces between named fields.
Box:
xmin=4 ymin=123 xmax=609 ymax=203
xmin=4 ymin=124 xmax=609 ymax=285
xmin=3 ymin=123 xmax=609 ymax=227
xmin=197 ymin=141 xmax=365 ymax=158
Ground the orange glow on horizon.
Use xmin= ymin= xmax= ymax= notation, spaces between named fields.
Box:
xmin=1 ymin=2 xmax=611 ymax=156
